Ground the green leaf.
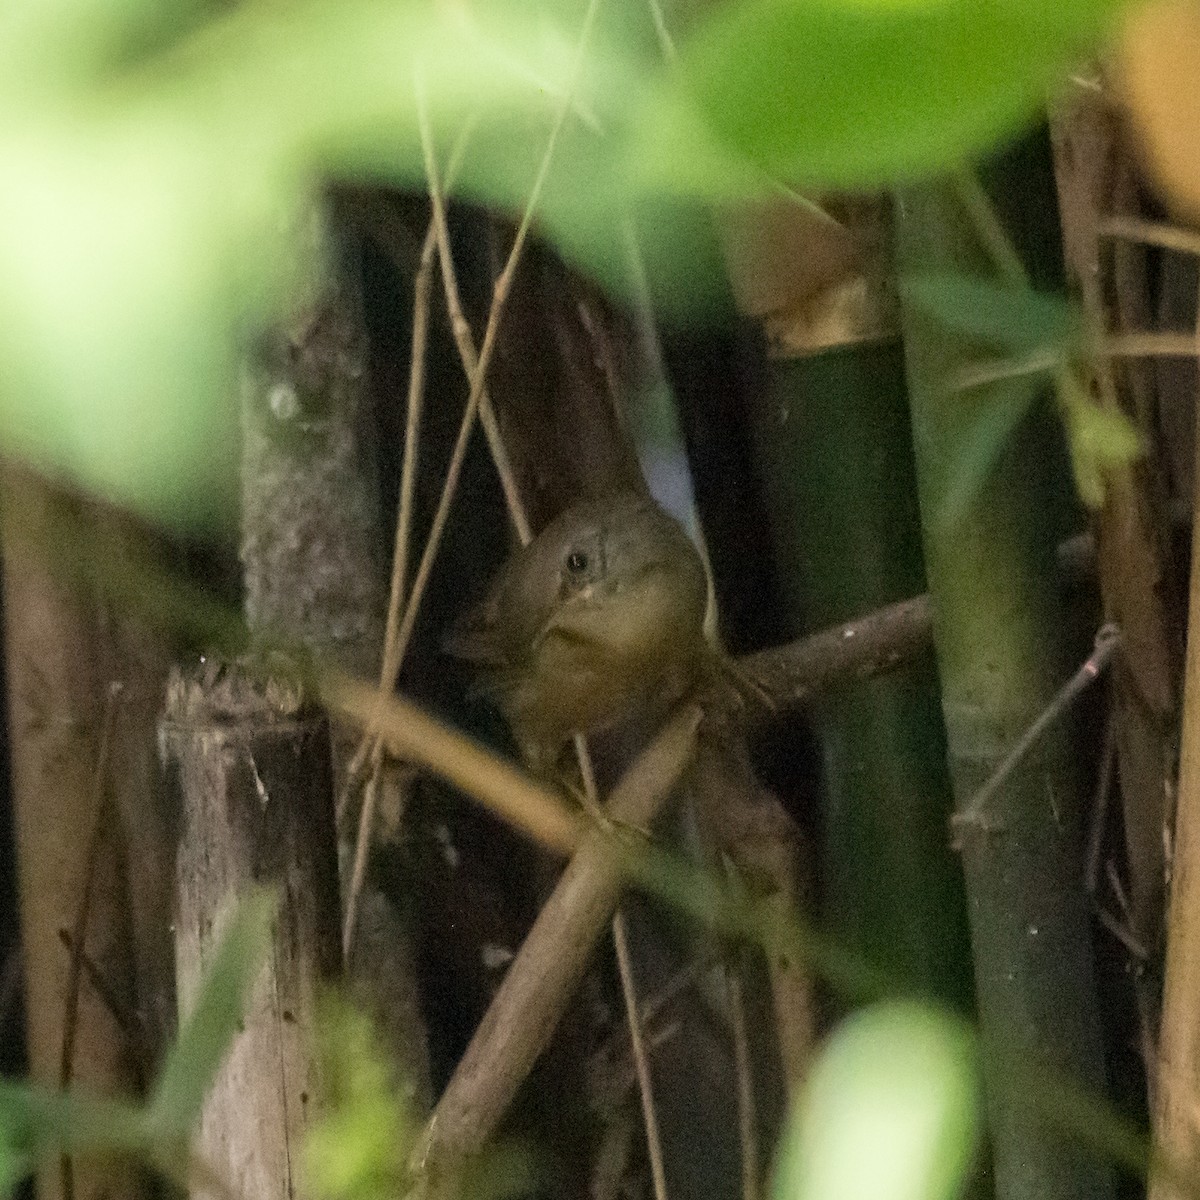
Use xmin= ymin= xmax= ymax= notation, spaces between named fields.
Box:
xmin=0 ymin=1081 xmax=148 ymax=1193
xmin=774 ymin=1001 xmax=980 ymax=1200
xmin=0 ymin=0 xmax=217 ymax=100
xmin=902 ymin=274 xmax=1079 ymax=356
xmin=303 ymin=997 xmax=417 ymax=1200
xmin=1059 ymin=372 xmax=1144 ymax=508
xmin=642 ymin=0 xmax=1122 ymax=187
xmin=932 ymin=375 xmax=1043 ymax=533
xmin=0 ymin=0 xmax=637 ymax=525
xmin=148 ymin=888 xmax=278 ymax=1135
xmin=0 ymin=110 xmax=311 ymax=526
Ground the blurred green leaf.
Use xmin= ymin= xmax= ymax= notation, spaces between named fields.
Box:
xmin=0 ymin=109 xmax=311 ymax=525
xmin=0 ymin=0 xmax=609 ymax=525
xmin=643 ymin=0 xmax=1123 ymax=186
xmin=774 ymin=1001 xmax=980 ymax=1200
xmin=902 ymin=274 xmax=1080 ymax=355
xmin=148 ymin=888 xmax=277 ymax=1134
xmin=0 ymin=0 xmax=218 ymax=100
xmin=305 ymin=995 xmax=541 ymax=1200
xmin=1058 ymin=370 xmax=1143 ymax=508
xmin=304 ymin=997 xmax=417 ymax=1200
xmin=0 ymin=1081 xmax=148 ymax=1194
xmin=932 ymin=375 xmax=1043 ymax=533
xmin=0 ymin=1143 xmax=25 ymax=1200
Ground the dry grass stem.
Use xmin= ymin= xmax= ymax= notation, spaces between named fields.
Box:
xmin=614 ymin=909 xmax=669 ymax=1200
xmin=1098 ymin=215 xmax=1200 ymax=256
xmin=323 ymin=668 xmax=582 ymax=855
xmin=59 ymin=684 xmax=122 ymax=1090
xmin=725 ymin=963 xmax=760 ymax=1200
xmin=422 ymin=122 xmax=532 ymax=544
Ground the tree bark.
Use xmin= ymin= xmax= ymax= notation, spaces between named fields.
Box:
xmin=161 ymin=658 xmax=340 ymax=1200
xmin=0 ymin=467 xmax=149 ymax=1200
xmin=241 ymin=216 xmax=431 ymax=1107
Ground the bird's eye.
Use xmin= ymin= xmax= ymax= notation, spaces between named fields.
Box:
xmin=565 ymin=550 xmax=589 ymax=575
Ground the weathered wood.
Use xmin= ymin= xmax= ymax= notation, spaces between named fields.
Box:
xmin=1049 ymin=82 xmax=1178 ymax=957
xmin=241 ymin=218 xmax=431 ymax=1108
xmin=0 ymin=467 xmax=148 ymax=1200
xmin=161 ymin=657 xmax=340 ymax=1200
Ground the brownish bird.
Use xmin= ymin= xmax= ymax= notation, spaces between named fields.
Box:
xmin=445 ymin=493 xmax=713 ymax=777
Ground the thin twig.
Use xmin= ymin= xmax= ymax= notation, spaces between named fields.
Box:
xmin=342 ymin=741 xmax=383 ymax=960
xmin=952 ymin=169 xmax=1029 ymax=287
xmin=324 ymin=670 xmax=582 ymax=854
xmin=949 ymin=335 xmax=1198 ymax=398
xmin=57 ymin=929 xmax=148 ymax=1073
xmin=952 ymin=624 xmax=1121 ymax=844
xmin=950 ymin=350 xmax=1062 ymax=392
xmin=725 ymin=961 xmax=760 ymax=1200
xmin=422 ymin=115 xmax=532 ymax=545
xmin=590 ymin=951 xmax=720 ymax=1085
xmin=1085 ymin=716 xmax=1118 ymax=896
xmin=576 ymin=727 xmax=668 ymax=1200
xmin=60 ymin=684 xmax=122 ymax=1088
xmin=380 ymin=35 xmax=596 ymax=704
xmin=1106 ymin=858 xmax=1135 ymax=926
xmin=1104 ymin=332 xmax=1200 ymax=359
xmin=339 ymin=126 xmax=476 ymax=820
xmin=613 ymin=910 xmax=669 ymax=1200
xmin=383 ymin=224 xmax=435 ymax=684
xmin=1096 ymin=905 xmax=1149 ymax=961
xmin=346 ymin=0 xmax=602 ymax=942
xmin=1098 ymin=215 xmax=1200 ymax=257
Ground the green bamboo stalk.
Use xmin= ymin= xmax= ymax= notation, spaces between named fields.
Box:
xmin=751 ymin=342 xmax=972 ymax=1003
xmin=895 ymin=177 xmax=1113 ymax=1200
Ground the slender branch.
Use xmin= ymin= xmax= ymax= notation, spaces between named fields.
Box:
xmin=1096 ymin=906 xmax=1149 ymax=962
xmin=950 ymin=350 xmax=1061 ymax=392
xmin=1097 ymin=215 xmax=1200 ymax=257
xmin=952 ymin=169 xmax=1029 ymax=287
xmin=738 ymin=594 xmax=934 ymax=710
xmin=59 ymin=684 xmax=122 ymax=1088
xmin=383 ymin=223 xmax=436 ymax=681
xmin=951 ymin=624 xmax=1121 ymax=844
xmin=422 ymin=116 xmax=532 ymax=546
xmin=613 ymin=910 xmax=669 ymax=1200
xmin=340 ymin=126 xmax=476 ymax=819
xmin=342 ymin=741 xmax=383 ymax=960
xmin=949 ymin=334 xmax=1199 ymax=400
xmin=1104 ymin=332 xmax=1200 ymax=359
xmin=725 ymin=961 xmax=759 ymax=1200
xmin=1085 ymin=716 xmax=1118 ymax=896
xmin=409 ymin=704 xmax=702 ymax=1178
xmin=379 ymin=28 xmax=598 ymax=706
xmin=324 ymin=669 xmax=582 ymax=855
xmin=56 ymin=929 xmax=147 ymax=1070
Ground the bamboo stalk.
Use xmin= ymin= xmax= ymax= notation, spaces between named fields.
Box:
xmin=896 ymin=175 xmax=1114 ymax=1200
xmin=1148 ymin=291 xmax=1200 ymax=1200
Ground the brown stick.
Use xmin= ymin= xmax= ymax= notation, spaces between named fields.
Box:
xmin=740 ymin=528 xmax=1099 ymax=713
xmin=1150 ymin=437 xmax=1200 ymax=1198
xmin=738 ymin=594 xmax=932 ymax=711
xmin=411 ymin=705 xmax=702 ymax=1185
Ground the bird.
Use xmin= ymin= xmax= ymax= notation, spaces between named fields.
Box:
xmin=445 ymin=493 xmax=714 ymax=779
